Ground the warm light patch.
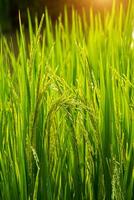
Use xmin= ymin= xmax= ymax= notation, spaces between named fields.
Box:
xmin=91 ymin=0 xmax=129 ymax=13
xmin=91 ymin=0 xmax=113 ymax=8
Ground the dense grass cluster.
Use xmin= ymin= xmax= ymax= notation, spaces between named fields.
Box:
xmin=0 ymin=5 xmax=134 ymax=200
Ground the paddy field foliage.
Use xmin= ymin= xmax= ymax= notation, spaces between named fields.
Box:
xmin=0 ymin=3 xmax=134 ymax=200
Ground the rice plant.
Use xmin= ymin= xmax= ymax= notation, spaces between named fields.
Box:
xmin=0 ymin=2 xmax=134 ymax=200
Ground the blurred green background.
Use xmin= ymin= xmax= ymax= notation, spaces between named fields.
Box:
xmin=0 ymin=0 xmax=89 ymax=32
xmin=0 ymin=0 xmax=130 ymax=32
xmin=0 ymin=0 xmax=11 ymax=31
xmin=0 ymin=0 xmax=29 ymax=32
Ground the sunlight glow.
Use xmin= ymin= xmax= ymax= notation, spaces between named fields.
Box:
xmin=92 ymin=0 xmax=113 ymax=5
xmin=91 ymin=0 xmax=113 ymax=10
